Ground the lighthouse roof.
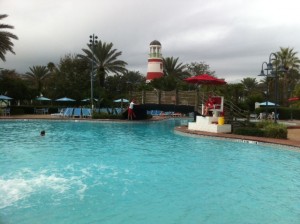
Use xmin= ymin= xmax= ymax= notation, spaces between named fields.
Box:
xmin=150 ymin=40 xmax=161 ymax=46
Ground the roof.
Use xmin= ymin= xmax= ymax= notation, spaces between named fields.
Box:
xmin=150 ymin=40 xmax=161 ymax=46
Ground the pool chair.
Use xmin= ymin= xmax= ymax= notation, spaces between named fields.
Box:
xmin=151 ymin=110 xmax=161 ymax=116
xmin=82 ymin=108 xmax=92 ymax=118
xmin=51 ymin=108 xmax=64 ymax=116
xmin=73 ymin=108 xmax=82 ymax=118
xmin=114 ymin=108 xmax=122 ymax=115
xmin=63 ymin=108 xmax=74 ymax=117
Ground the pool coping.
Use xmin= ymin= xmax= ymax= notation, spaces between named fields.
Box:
xmin=175 ymin=126 xmax=300 ymax=150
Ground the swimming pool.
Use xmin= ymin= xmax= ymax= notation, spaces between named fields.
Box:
xmin=0 ymin=119 xmax=300 ymax=223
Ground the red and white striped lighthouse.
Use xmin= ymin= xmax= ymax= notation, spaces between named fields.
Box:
xmin=146 ymin=40 xmax=163 ymax=83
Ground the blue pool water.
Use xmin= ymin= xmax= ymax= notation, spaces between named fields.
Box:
xmin=0 ymin=119 xmax=300 ymax=224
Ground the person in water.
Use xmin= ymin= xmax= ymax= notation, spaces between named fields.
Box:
xmin=40 ymin=130 xmax=45 ymax=136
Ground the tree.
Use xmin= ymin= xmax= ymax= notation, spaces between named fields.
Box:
xmin=25 ymin=66 xmax=50 ymax=95
xmin=47 ymin=54 xmax=90 ymax=100
xmin=241 ymin=77 xmax=259 ymax=97
xmin=78 ymin=40 xmax=127 ymax=89
xmin=276 ymin=47 xmax=300 ymax=71
xmin=275 ymin=47 xmax=300 ymax=105
xmin=0 ymin=14 xmax=18 ymax=61
xmin=292 ymin=82 xmax=300 ymax=94
xmin=163 ymin=57 xmax=187 ymax=80
xmin=0 ymin=69 xmax=31 ymax=100
xmin=186 ymin=61 xmax=215 ymax=76
xmin=47 ymin=62 xmax=56 ymax=73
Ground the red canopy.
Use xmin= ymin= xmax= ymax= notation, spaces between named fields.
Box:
xmin=184 ymin=74 xmax=227 ymax=85
xmin=288 ymin=97 xmax=300 ymax=102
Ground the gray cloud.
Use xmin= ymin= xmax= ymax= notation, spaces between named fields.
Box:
xmin=2 ymin=0 xmax=300 ymax=83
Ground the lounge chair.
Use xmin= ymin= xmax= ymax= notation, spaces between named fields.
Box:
xmin=73 ymin=108 xmax=82 ymax=118
xmin=82 ymin=108 xmax=92 ymax=118
xmin=114 ymin=108 xmax=122 ymax=115
xmin=63 ymin=108 xmax=74 ymax=117
xmin=51 ymin=108 xmax=64 ymax=116
xmin=1 ymin=108 xmax=10 ymax=116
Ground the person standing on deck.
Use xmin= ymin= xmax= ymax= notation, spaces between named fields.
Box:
xmin=128 ymin=99 xmax=136 ymax=120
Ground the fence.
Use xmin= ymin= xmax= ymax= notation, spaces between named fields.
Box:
xmin=129 ymin=90 xmax=200 ymax=107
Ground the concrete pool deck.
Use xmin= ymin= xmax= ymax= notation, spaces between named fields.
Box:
xmin=1 ymin=114 xmax=300 ymax=148
xmin=175 ymin=125 xmax=300 ymax=149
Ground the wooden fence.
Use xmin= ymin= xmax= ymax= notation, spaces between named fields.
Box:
xmin=129 ymin=90 xmax=200 ymax=107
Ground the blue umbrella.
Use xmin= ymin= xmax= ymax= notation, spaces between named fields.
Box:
xmin=55 ymin=97 xmax=75 ymax=102
xmin=0 ymin=94 xmax=13 ymax=100
xmin=35 ymin=96 xmax=51 ymax=101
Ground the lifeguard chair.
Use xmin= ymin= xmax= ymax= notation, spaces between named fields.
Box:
xmin=189 ymin=95 xmax=231 ymax=133
xmin=208 ymin=96 xmax=224 ymax=116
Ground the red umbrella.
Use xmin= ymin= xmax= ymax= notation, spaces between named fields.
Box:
xmin=184 ymin=74 xmax=227 ymax=85
xmin=288 ymin=97 xmax=299 ymax=102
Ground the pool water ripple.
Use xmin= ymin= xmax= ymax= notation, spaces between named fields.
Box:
xmin=0 ymin=119 xmax=300 ymax=223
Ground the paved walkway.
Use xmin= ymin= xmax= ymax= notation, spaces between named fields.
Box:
xmin=175 ymin=126 xmax=300 ymax=149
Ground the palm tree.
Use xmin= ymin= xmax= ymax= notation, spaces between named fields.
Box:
xmin=241 ymin=77 xmax=259 ymax=97
xmin=78 ymin=40 xmax=127 ymax=88
xmin=163 ymin=57 xmax=187 ymax=80
xmin=239 ymin=77 xmax=260 ymax=108
xmin=275 ymin=47 xmax=300 ymax=105
xmin=25 ymin=66 xmax=50 ymax=95
xmin=276 ymin=47 xmax=300 ymax=71
xmin=0 ymin=14 xmax=18 ymax=61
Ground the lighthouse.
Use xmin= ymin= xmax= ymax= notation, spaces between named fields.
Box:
xmin=146 ymin=40 xmax=163 ymax=83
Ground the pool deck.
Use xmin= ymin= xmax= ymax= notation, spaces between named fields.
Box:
xmin=175 ymin=126 xmax=300 ymax=149
xmin=1 ymin=114 xmax=300 ymax=148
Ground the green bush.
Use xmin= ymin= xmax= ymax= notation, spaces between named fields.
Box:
xmin=233 ymin=121 xmax=287 ymax=139
xmin=255 ymin=120 xmax=274 ymax=129
xmin=233 ymin=127 xmax=265 ymax=137
xmin=263 ymin=123 xmax=287 ymax=139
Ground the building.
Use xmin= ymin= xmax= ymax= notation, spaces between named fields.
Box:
xmin=146 ymin=40 xmax=163 ymax=83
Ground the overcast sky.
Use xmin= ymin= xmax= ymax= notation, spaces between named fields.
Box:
xmin=2 ymin=0 xmax=300 ymax=83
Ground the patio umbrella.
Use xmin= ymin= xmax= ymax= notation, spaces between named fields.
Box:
xmin=55 ymin=97 xmax=75 ymax=102
xmin=288 ymin=97 xmax=299 ymax=102
xmin=35 ymin=96 xmax=51 ymax=101
xmin=0 ymin=94 xmax=13 ymax=106
xmin=113 ymin=98 xmax=129 ymax=112
xmin=184 ymin=74 xmax=227 ymax=85
xmin=259 ymin=101 xmax=278 ymax=106
xmin=0 ymin=94 xmax=13 ymax=100
xmin=113 ymin=98 xmax=129 ymax=103
xmin=81 ymin=98 xmax=98 ymax=102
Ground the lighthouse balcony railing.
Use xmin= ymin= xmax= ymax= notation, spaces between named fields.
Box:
xmin=149 ymin=53 xmax=162 ymax=58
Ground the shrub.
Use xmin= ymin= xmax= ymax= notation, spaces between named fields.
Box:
xmin=255 ymin=120 xmax=274 ymax=129
xmin=263 ymin=123 xmax=287 ymax=139
xmin=234 ymin=121 xmax=287 ymax=139
xmin=233 ymin=127 xmax=265 ymax=137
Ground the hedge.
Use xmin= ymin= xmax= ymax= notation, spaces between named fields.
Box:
xmin=233 ymin=121 xmax=287 ymax=139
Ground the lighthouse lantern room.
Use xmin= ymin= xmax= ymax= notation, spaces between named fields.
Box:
xmin=146 ymin=40 xmax=163 ymax=83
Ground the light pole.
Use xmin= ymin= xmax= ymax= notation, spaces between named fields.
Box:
xmin=261 ymin=53 xmax=286 ymax=123
xmin=89 ymin=34 xmax=98 ymax=110
xmin=258 ymin=61 xmax=269 ymax=118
